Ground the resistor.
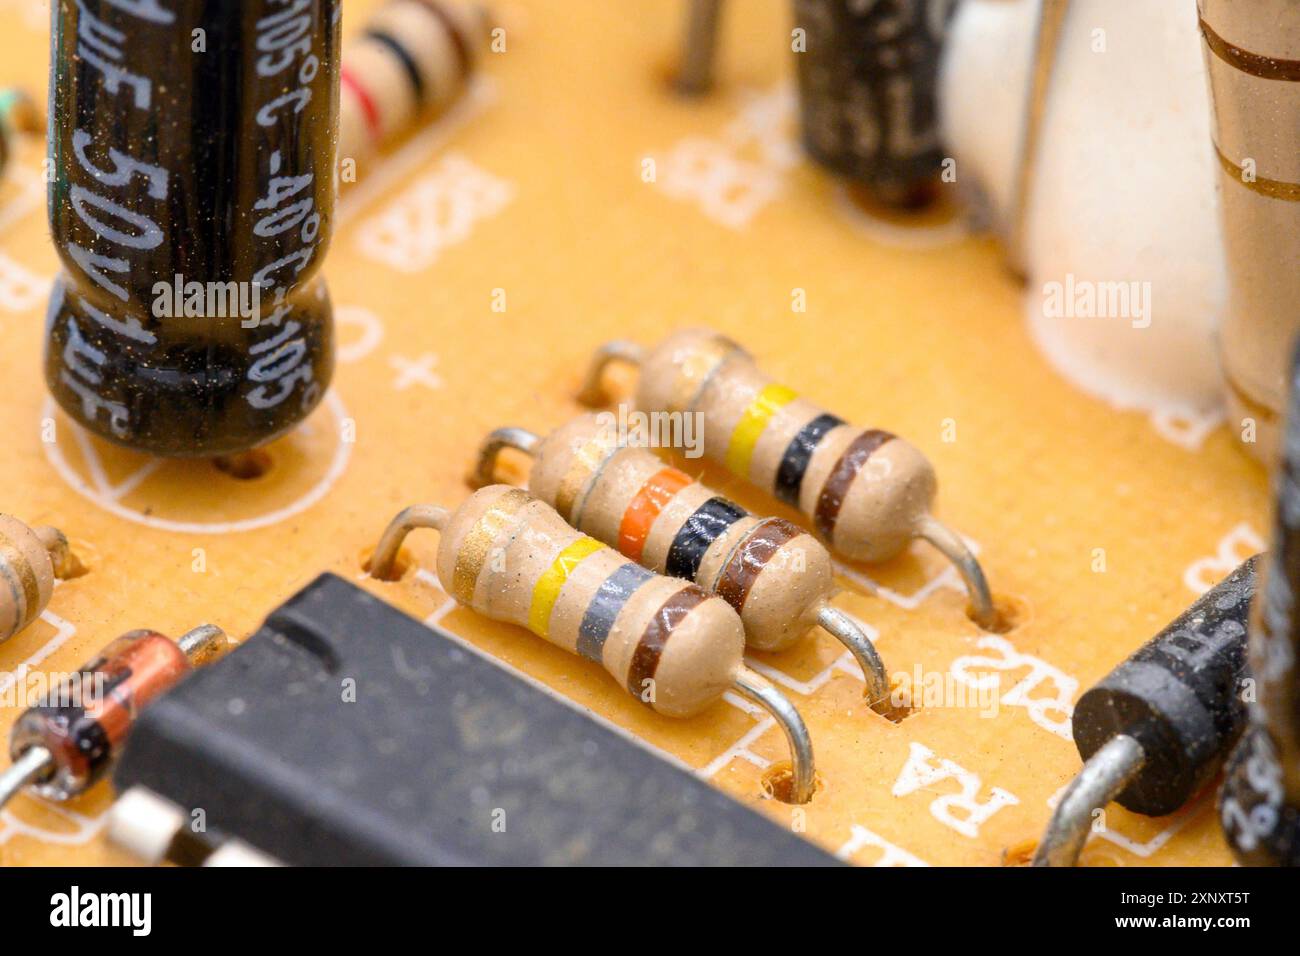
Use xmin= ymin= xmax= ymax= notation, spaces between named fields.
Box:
xmin=792 ymin=0 xmax=955 ymax=208
xmin=1218 ymin=337 xmax=1300 ymax=865
xmin=474 ymin=414 xmax=890 ymax=706
xmin=1033 ymin=557 xmax=1257 ymax=866
xmin=368 ymin=485 xmax=816 ymax=802
xmin=339 ymin=0 xmax=492 ymax=170
xmin=0 ymin=515 xmax=79 ymax=644
xmin=0 ymin=625 xmax=226 ymax=810
xmin=577 ymin=328 xmax=998 ymax=629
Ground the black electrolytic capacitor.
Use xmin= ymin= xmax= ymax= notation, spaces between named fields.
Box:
xmin=1219 ymin=339 xmax=1300 ymax=866
xmin=792 ymin=0 xmax=954 ymax=207
xmin=1034 ymin=556 xmax=1257 ymax=866
xmin=45 ymin=0 xmax=340 ymax=457
xmin=1219 ymin=727 xmax=1300 ymax=866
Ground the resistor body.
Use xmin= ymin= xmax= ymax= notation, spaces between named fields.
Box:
xmin=45 ymin=0 xmax=340 ymax=456
xmin=1034 ymin=557 xmax=1257 ymax=866
xmin=524 ymin=415 xmax=832 ymax=654
xmin=619 ymin=329 xmax=937 ymax=563
xmin=371 ymin=488 xmax=817 ymax=801
xmin=793 ymin=0 xmax=954 ymax=207
xmin=579 ymin=329 xmax=995 ymax=629
xmin=0 ymin=516 xmax=73 ymax=643
xmin=339 ymin=0 xmax=490 ymax=169
xmin=2 ymin=626 xmax=224 ymax=806
xmin=433 ymin=485 xmax=747 ymax=719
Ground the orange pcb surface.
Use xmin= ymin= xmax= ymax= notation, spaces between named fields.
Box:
xmin=0 ymin=0 xmax=1263 ymax=865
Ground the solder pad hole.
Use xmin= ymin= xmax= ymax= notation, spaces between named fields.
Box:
xmin=1000 ymin=840 xmax=1037 ymax=867
xmin=872 ymin=696 xmax=914 ymax=724
xmin=761 ymin=764 xmax=822 ymax=805
xmin=970 ymin=595 xmax=1023 ymax=634
xmin=212 ymin=449 xmax=273 ymax=480
xmin=362 ymin=547 xmax=413 ymax=582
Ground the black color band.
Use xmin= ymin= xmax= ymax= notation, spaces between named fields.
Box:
xmin=365 ymin=28 xmax=426 ymax=105
xmin=774 ymin=413 xmax=844 ymax=506
xmin=665 ymin=497 xmax=747 ymax=583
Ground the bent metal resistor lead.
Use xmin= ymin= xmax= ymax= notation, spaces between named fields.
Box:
xmin=0 ymin=625 xmax=227 ymax=811
xmin=577 ymin=328 xmax=999 ymax=630
xmin=473 ymin=414 xmax=890 ymax=707
xmin=368 ymin=485 xmax=816 ymax=803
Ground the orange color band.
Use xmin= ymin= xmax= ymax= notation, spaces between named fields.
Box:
xmin=618 ymin=467 xmax=692 ymax=563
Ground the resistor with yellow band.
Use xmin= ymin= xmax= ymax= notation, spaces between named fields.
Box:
xmin=368 ymin=485 xmax=816 ymax=803
xmin=473 ymin=414 xmax=890 ymax=707
xmin=0 ymin=515 xmax=79 ymax=644
xmin=339 ymin=0 xmax=492 ymax=170
xmin=578 ymin=328 xmax=999 ymax=630
xmin=0 ymin=625 xmax=226 ymax=811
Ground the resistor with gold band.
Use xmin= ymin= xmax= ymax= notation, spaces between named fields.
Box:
xmin=474 ymin=414 xmax=890 ymax=707
xmin=0 ymin=625 xmax=227 ymax=811
xmin=0 ymin=515 xmax=79 ymax=643
xmin=340 ymin=0 xmax=492 ymax=170
xmin=577 ymin=328 xmax=998 ymax=630
xmin=368 ymin=485 xmax=816 ymax=803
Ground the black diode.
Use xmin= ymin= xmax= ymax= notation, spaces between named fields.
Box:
xmin=1034 ymin=557 xmax=1257 ymax=866
xmin=45 ymin=0 xmax=340 ymax=457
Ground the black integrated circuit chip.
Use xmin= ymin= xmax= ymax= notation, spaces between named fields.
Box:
xmin=113 ymin=573 xmax=839 ymax=866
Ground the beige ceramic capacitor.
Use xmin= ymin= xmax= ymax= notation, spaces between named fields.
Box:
xmin=1200 ymin=0 xmax=1300 ymax=464
xmin=0 ymin=515 xmax=76 ymax=643
xmin=473 ymin=414 xmax=891 ymax=706
xmin=578 ymin=328 xmax=998 ymax=630
xmin=369 ymin=485 xmax=816 ymax=802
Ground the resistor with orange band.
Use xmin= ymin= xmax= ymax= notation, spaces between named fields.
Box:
xmin=473 ymin=415 xmax=890 ymax=706
xmin=0 ymin=625 xmax=226 ymax=810
xmin=368 ymin=485 xmax=816 ymax=802
xmin=339 ymin=0 xmax=492 ymax=169
xmin=577 ymin=328 xmax=999 ymax=630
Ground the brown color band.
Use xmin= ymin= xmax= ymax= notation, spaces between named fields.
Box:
xmin=411 ymin=0 xmax=474 ymax=75
xmin=626 ymin=585 xmax=709 ymax=699
xmin=814 ymin=429 xmax=895 ymax=540
xmin=715 ymin=518 xmax=802 ymax=612
xmin=1200 ymin=18 xmax=1300 ymax=82
xmin=1214 ymin=144 xmax=1300 ymax=202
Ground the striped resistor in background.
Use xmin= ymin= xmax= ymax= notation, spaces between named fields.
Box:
xmin=340 ymin=0 xmax=494 ymax=171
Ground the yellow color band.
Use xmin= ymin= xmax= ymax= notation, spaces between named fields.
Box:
xmin=528 ymin=536 xmax=606 ymax=637
xmin=725 ymin=383 xmax=798 ymax=477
